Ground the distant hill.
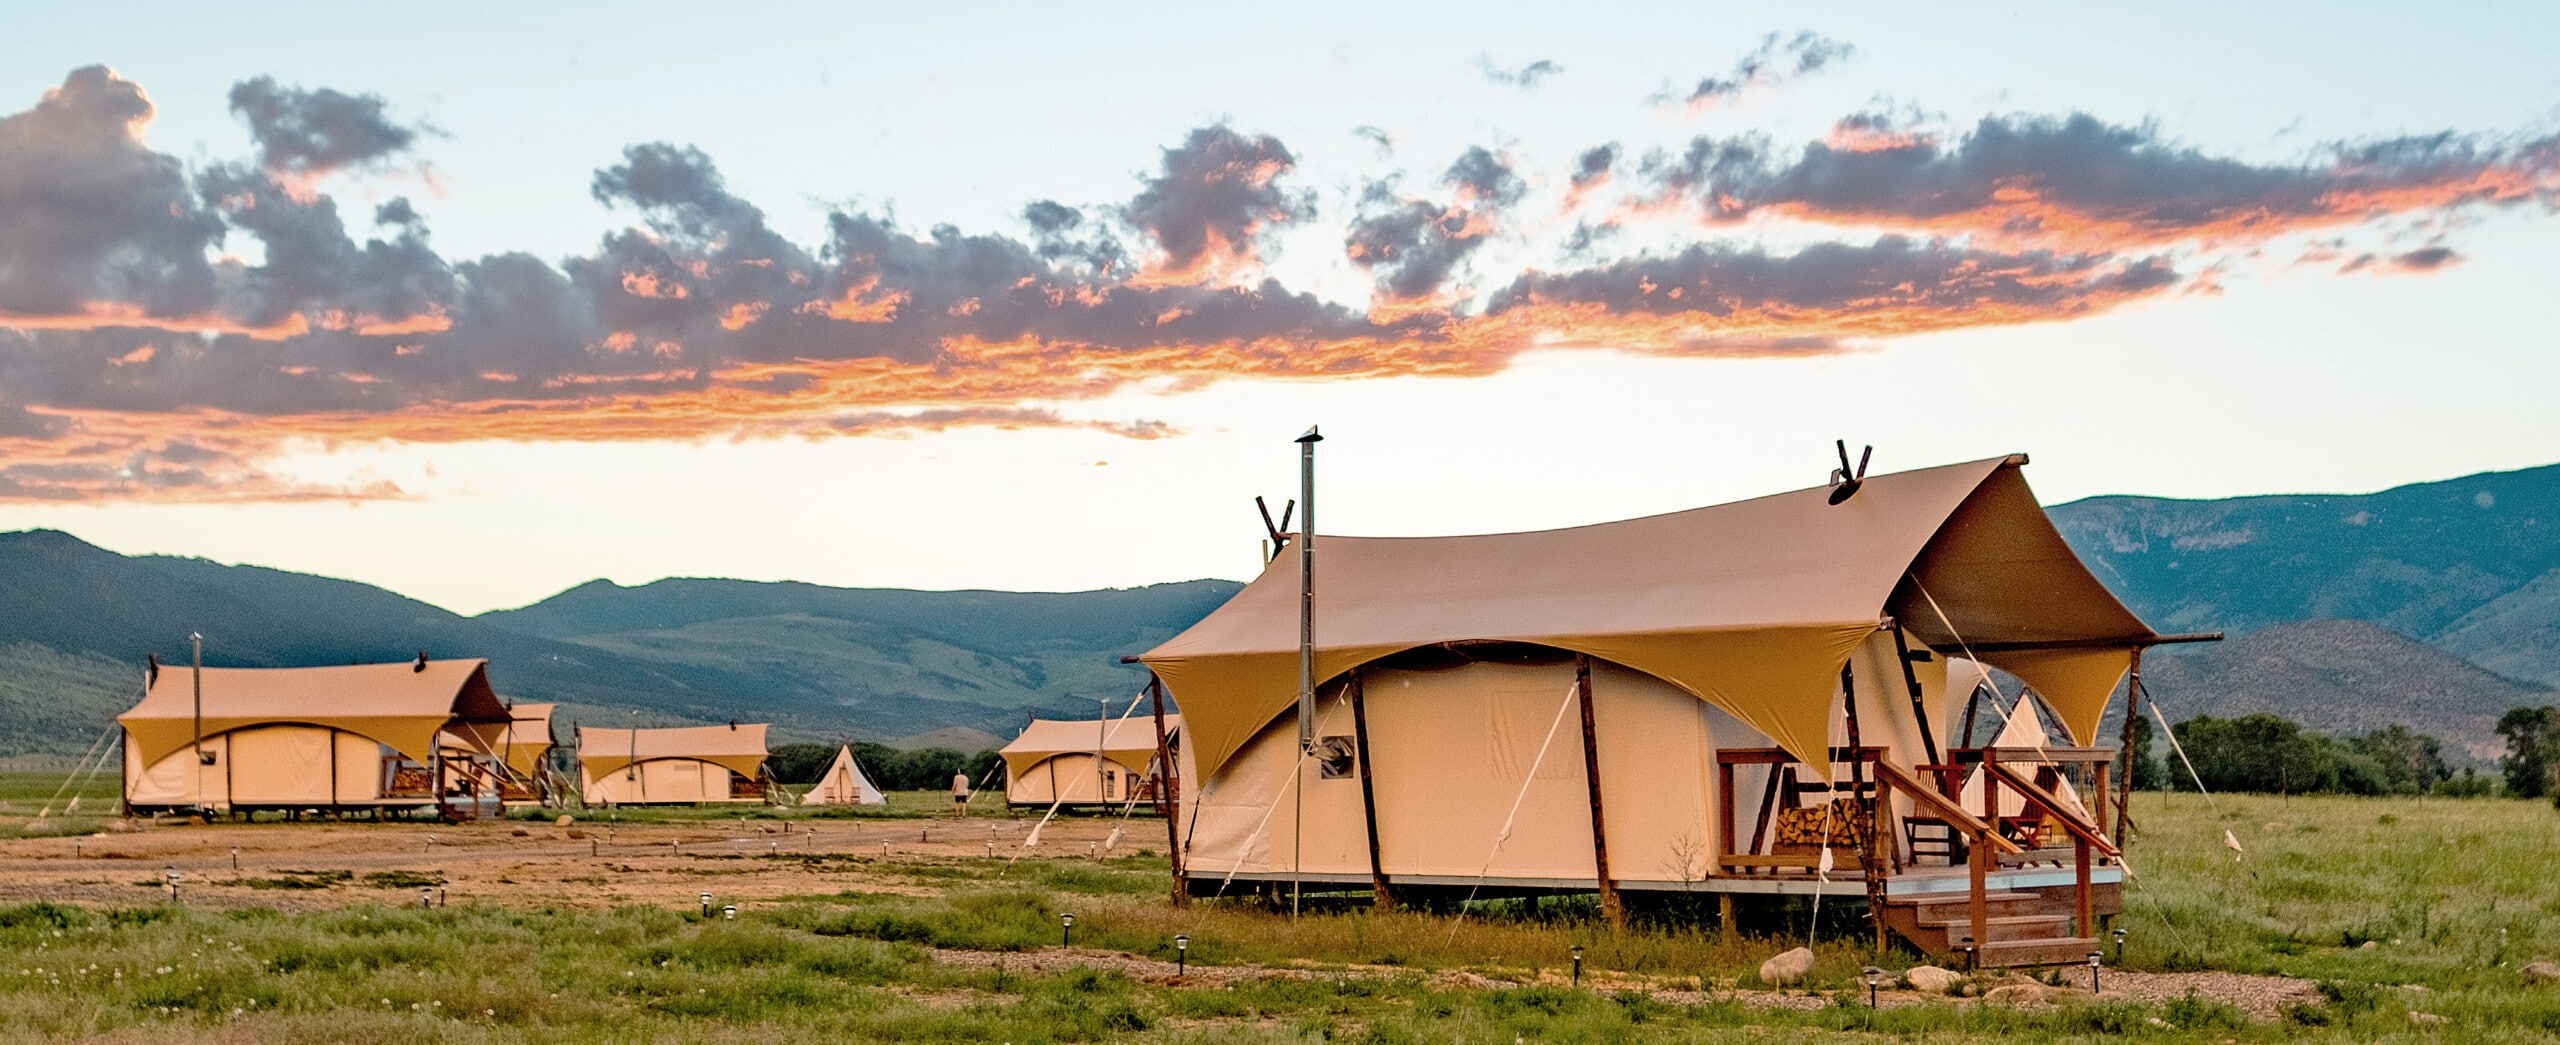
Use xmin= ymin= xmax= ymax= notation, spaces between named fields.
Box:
xmin=2430 ymin=568 xmax=2560 ymax=688
xmin=2047 ymin=461 xmax=2560 ymax=641
xmin=2136 ymin=619 xmax=2548 ymax=760
xmin=894 ymin=726 xmax=1009 ymax=752
xmin=0 ymin=530 xmax=1226 ymax=756
xmin=474 ymin=576 xmax=1238 ymax=736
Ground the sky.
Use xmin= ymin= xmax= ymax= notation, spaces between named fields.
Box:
xmin=1 ymin=2 xmax=2556 ymax=614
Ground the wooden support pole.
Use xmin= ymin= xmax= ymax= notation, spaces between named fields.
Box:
xmin=1967 ymin=827 xmax=1989 ymax=963
xmin=2074 ymin=836 xmax=2094 ymax=937
xmin=1842 ymin=662 xmax=1888 ymax=954
xmin=1347 ymin=667 xmax=1393 ymax=911
xmin=2113 ymin=650 xmax=2143 ymax=849
xmin=1574 ymin=656 xmax=1625 ymax=930
xmin=1146 ymin=675 xmax=1188 ymax=907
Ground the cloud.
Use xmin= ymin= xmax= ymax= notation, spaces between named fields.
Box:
xmin=1662 ymin=31 xmax=1853 ymax=111
xmin=1345 ymin=147 xmax=1524 ymax=301
xmin=1487 ymin=236 xmax=2178 ymax=344
xmin=227 ymin=76 xmax=423 ymax=178
xmin=1122 ymin=124 xmax=1313 ymax=283
xmin=1477 ymin=56 xmax=1562 ymax=89
xmin=1640 ymin=112 xmax=2560 ymax=251
xmin=0 ymin=67 xmax=2550 ymax=503
xmin=0 ymin=67 xmax=227 ymax=324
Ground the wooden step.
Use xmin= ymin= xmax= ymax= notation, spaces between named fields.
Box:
xmin=1919 ymin=914 xmax=2072 ymax=941
xmin=1976 ymin=936 xmax=2103 ymax=968
xmin=1884 ymin=891 xmax=2039 ymax=923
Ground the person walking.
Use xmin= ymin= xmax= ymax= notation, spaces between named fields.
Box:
xmin=952 ymin=771 xmax=972 ymax=817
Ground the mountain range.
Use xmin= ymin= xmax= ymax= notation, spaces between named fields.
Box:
xmin=0 ymin=458 xmax=2552 ymax=761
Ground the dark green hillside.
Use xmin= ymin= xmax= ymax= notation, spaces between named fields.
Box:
xmin=2048 ymin=461 xmax=2560 ymax=639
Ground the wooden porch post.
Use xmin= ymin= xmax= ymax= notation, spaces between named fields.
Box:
xmin=1574 ymin=655 xmax=1625 ymax=930
xmin=1146 ymin=675 xmax=1188 ymax=907
xmin=1842 ymin=663 xmax=1887 ymax=954
xmin=2074 ymin=836 xmax=2094 ymax=937
xmin=1347 ymin=667 xmax=1394 ymax=911
xmin=2113 ymin=649 xmax=2143 ymax=849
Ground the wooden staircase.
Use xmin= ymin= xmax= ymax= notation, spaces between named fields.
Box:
xmin=1877 ymin=889 xmax=2102 ymax=968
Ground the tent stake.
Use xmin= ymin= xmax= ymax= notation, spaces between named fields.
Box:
xmin=1574 ymin=656 xmax=1625 ymax=930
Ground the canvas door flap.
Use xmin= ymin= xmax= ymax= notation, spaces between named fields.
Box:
xmin=1978 ymin=647 xmax=2131 ymax=746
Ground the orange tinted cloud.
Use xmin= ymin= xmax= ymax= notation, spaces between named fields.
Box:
xmin=1639 ymin=113 xmax=2560 ymax=253
xmin=3 ymin=66 xmax=2551 ymax=503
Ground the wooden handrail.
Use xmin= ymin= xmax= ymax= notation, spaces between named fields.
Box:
xmin=1981 ymin=762 xmax=2120 ymax=858
xmin=1870 ymin=761 xmax=2022 ymax=854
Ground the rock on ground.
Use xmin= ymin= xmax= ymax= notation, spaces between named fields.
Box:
xmin=2523 ymin=961 xmax=2560 ymax=985
xmin=1982 ymin=983 xmax=2046 ymax=1008
xmin=1904 ymin=965 xmax=1963 ymax=994
xmin=1758 ymin=947 xmax=1814 ymax=986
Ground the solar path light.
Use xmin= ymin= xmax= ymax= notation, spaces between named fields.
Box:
xmin=1175 ymin=935 xmax=1189 ymax=976
xmin=419 ymin=887 xmax=433 ymax=909
xmin=1061 ymin=912 xmax=1075 ymax=948
xmin=1572 ymin=945 xmax=1585 ymax=987
xmin=163 ymin=866 xmax=179 ymax=903
xmin=2088 ymin=951 xmax=2103 ymax=993
xmin=723 ymin=905 xmax=737 ymax=921
xmin=2113 ymin=927 xmax=2127 ymax=962
xmin=1863 ymin=966 xmax=1885 ymax=1008
xmin=700 ymin=893 xmax=713 ymax=918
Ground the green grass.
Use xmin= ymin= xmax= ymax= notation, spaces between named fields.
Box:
xmin=4 ymin=787 xmax=2559 ymax=1041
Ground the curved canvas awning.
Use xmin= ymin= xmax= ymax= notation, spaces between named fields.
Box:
xmin=999 ymin=715 xmax=1179 ymax=780
xmin=578 ymin=724 xmax=769 ymax=779
xmin=1141 ymin=455 xmax=2161 ymax=781
xmin=118 ymin=659 xmax=509 ymax=767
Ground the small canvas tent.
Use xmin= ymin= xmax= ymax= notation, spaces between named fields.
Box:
xmin=578 ymin=724 xmax=772 ymax=805
xmin=1001 ymin=715 xmax=1181 ymax=808
xmin=1140 ymin=454 xmax=2199 ymax=964
xmin=802 ymin=745 xmax=886 ymax=806
xmin=119 ymin=658 xmax=513 ymax=816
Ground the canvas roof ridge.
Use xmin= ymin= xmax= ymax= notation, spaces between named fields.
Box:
xmin=1298 ymin=454 xmax=2029 ymax=544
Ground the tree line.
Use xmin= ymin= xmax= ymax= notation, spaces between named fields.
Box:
xmin=2121 ymin=705 xmax=2560 ymax=803
xmin=767 ymin=742 xmax=1004 ymax=793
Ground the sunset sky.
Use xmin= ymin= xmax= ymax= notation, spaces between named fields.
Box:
xmin=3 ymin=3 xmax=2556 ymax=614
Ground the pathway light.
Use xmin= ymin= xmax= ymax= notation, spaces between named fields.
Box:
xmin=1062 ymin=912 xmax=1076 ymax=948
xmin=1863 ymin=966 xmax=1885 ymax=1008
xmin=1175 ymin=934 xmax=1189 ymax=976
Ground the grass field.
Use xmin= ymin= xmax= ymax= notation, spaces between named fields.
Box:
xmin=2 ymin=780 xmax=2557 ymax=1042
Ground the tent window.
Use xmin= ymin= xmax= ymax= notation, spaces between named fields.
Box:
xmin=1315 ymin=736 xmax=1356 ymax=779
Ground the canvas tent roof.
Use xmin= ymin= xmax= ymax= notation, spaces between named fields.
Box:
xmin=119 ymin=659 xmax=509 ymax=767
xmin=998 ymin=715 xmax=1181 ymax=778
xmin=577 ymin=724 xmax=769 ymax=779
xmin=1140 ymin=455 xmax=2161 ymax=781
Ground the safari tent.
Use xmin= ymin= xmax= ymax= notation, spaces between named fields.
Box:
xmin=119 ymin=658 xmax=515 ymax=818
xmin=1000 ymin=715 xmax=1182 ymax=809
xmin=1138 ymin=454 xmax=2209 ymax=965
xmin=577 ymin=724 xmax=773 ymax=806
xmin=801 ymin=744 xmax=885 ymax=806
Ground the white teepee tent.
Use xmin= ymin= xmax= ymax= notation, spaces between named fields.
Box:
xmin=802 ymin=745 xmax=885 ymax=806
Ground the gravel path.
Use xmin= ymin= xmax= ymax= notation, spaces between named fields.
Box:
xmin=925 ymin=947 xmax=2321 ymax=1021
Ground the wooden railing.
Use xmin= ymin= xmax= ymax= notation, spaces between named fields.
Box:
xmin=1713 ymin=747 xmax=1885 ymax=874
xmin=1718 ymin=743 xmax=2120 ymax=952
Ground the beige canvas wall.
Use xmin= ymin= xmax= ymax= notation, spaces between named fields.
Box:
xmin=1008 ymin=752 xmax=1141 ymax=805
xmin=124 ymin=726 xmax=388 ymax=809
xmin=581 ymin=757 xmax=746 ymax=805
xmin=1177 ymin=630 xmax=1959 ymax=884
